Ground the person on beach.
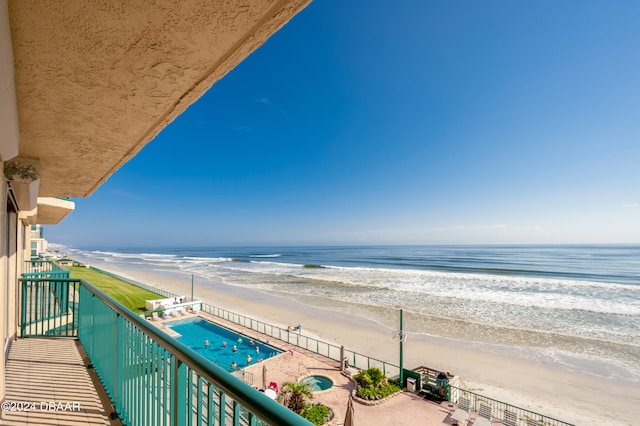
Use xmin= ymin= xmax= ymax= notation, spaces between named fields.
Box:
xmin=231 ymin=361 xmax=237 ymax=370
xmin=232 ymin=345 xmax=237 ymax=353
xmin=246 ymin=354 xmax=252 ymax=364
xmin=204 ymin=339 xmax=209 ymax=348
xmin=221 ymin=341 xmax=227 ymax=348
xmin=255 ymin=346 xmax=260 ymax=354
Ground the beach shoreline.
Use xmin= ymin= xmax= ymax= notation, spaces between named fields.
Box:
xmin=80 ymin=259 xmax=638 ymax=425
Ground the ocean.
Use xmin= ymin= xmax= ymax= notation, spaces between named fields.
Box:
xmin=59 ymin=244 xmax=640 ymax=385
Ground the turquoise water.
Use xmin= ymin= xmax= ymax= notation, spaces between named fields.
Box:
xmin=166 ymin=318 xmax=282 ymax=371
xmin=299 ymin=375 xmax=333 ymax=391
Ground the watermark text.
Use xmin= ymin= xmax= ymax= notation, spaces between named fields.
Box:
xmin=1 ymin=401 xmax=81 ymax=412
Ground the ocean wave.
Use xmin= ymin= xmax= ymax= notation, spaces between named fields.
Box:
xmin=60 ymin=245 xmax=640 ymax=345
xmin=182 ymin=256 xmax=234 ymax=263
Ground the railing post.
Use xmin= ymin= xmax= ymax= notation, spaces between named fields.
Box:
xmin=113 ymin=312 xmax=120 ymax=420
xmin=174 ymin=358 xmax=187 ymax=426
xmin=20 ymin=280 xmax=26 ymax=336
xmin=233 ymin=400 xmax=240 ymax=426
xmin=219 ymin=393 xmax=226 ymax=426
xmin=208 ymin=383 xmax=214 ymax=425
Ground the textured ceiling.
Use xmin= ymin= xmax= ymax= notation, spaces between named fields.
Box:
xmin=9 ymin=0 xmax=310 ymax=197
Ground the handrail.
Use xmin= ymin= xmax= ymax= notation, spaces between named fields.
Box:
xmin=77 ymin=277 xmax=312 ymax=426
xmin=19 ymin=275 xmax=77 ymax=337
xmin=20 ymin=276 xmax=311 ymax=425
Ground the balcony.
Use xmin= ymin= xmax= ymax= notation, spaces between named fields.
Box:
xmin=8 ymin=265 xmax=313 ymax=426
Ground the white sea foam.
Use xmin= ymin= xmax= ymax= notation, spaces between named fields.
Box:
xmin=213 ymin=260 xmax=640 ymax=316
xmin=60 ymin=245 xmax=640 ymax=382
xmin=212 ymin=259 xmax=638 ymax=344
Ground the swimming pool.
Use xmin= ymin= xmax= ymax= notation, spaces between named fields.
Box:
xmin=166 ymin=318 xmax=282 ymax=372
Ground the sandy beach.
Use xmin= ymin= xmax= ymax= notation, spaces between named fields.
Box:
xmin=85 ymin=260 xmax=638 ymax=425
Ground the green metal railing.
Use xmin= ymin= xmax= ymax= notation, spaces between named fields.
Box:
xmin=449 ymin=386 xmax=574 ymax=426
xmin=19 ymin=273 xmax=312 ymax=426
xmin=20 ymin=273 xmax=77 ymax=337
xmin=23 ymin=259 xmax=61 ymax=274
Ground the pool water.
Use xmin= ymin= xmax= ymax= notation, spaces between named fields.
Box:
xmin=299 ymin=375 xmax=333 ymax=391
xmin=166 ymin=318 xmax=282 ymax=371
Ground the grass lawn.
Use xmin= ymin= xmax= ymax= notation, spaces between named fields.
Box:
xmin=68 ymin=266 xmax=162 ymax=313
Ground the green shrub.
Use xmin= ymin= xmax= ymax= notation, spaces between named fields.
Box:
xmin=302 ymin=404 xmax=332 ymax=426
xmin=356 ymin=387 xmax=377 ymax=399
xmin=354 ymin=367 xmax=389 ymax=390
xmin=379 ymin=382 xmax=401 ymax=398
xmin=354 ymin=368 xmax=401 ymax=401
xmin=356 ymin=383 xmax=401 ymax=400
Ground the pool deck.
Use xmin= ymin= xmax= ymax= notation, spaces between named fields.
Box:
xmin=154 ymin=312 xmax=457 ymax=425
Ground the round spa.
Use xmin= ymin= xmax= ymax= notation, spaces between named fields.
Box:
xmin=299 ymin=375 xmax=334 ymax=392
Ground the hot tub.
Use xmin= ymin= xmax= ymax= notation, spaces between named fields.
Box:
xmin=299 ymin=375 xmax=334 ymax=391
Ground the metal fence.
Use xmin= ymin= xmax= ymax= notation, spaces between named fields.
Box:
xmin=89 ymin=266 xmax=176 ymax=298
xmin=19 ymin=272 xmax=312 ymax=426
xmin=199 ymin=303 xmax=400 ymax=378
xmin=449 ymin=386 xmax=574 ymax=426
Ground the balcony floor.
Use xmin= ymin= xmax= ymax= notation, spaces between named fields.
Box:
xmin=1 ymin=338 xmax=116 ymax=425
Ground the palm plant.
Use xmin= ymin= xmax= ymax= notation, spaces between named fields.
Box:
xmin=354 ymin=367 xmax=399 ymax=400
xmin=279 ymin=381 xmax=313 ymax=414
xmin=354 ymin=367 xmax=387 ymax=390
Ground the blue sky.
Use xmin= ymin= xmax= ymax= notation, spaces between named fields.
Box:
xmin=49 ymin=0 xmax=640 ymax=247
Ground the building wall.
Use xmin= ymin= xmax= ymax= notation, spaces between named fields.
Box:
xmin=0 ymin=172 xmax=6 ymax=401
xmin=1 ymin=0 xmax=20 ymax=403
xmin=0 ymin=175 xmax=13 ymax=403
xmin=0 ymin=170 xmax=24 ymax=403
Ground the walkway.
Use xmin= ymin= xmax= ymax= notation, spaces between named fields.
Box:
xmin=0 ymin=339 xmax=117 ymax=426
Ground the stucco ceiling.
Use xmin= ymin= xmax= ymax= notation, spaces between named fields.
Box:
xmin=8 ymin=0 xmax=310 ymax=198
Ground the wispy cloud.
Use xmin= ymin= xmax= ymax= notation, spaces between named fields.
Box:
xmin=234 ymin=125 xmax=253 ymax=133
xmin=109 ymin=189 xmax=144 ymax=201
xmin=429 ymin=224 xmax=508 ymax=232
xmin=256 ymin=96 xmax=288 ymax=117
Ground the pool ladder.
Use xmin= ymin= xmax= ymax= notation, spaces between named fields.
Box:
xmin=298 ymin=363 xmax=312 ymax=376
